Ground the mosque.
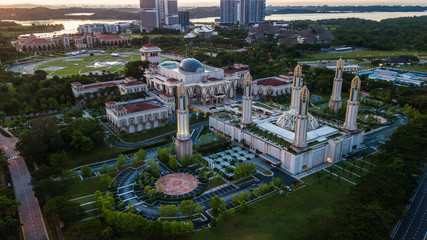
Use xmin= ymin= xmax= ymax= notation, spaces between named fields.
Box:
xmin=209 ymin=61 xmax=365 ymax=175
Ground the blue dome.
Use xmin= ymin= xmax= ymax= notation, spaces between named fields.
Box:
xmin=179 ymin=58 xmax=204 ymax=73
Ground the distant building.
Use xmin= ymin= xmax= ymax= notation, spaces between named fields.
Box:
xmin=220 ymin=0 xmax=240 ymax=25
xmin=77 ymin=22 xmax=139 ymax=34
xmin=367 ymin=68 xmax=426 ymax=87
xmin=139 ymin=43 xmax=162 ymax=64
xmin=178 ymin=10 xmax=190 ymax=30
xmin=13 ymin=32 xmax=128 ymax=53
xmin=106 ymin=97 xmax=174 ymax=133
xmin=184 ymin=25 xmax=218 ymax=39
xmin=245 ymin=23 xmax=281 ymax=43
xmin=220 ymin=0 xmax=265 ymax=25
xmin=140 ymin=0 xmax=179 ymax=31
xmin=298 ymin=27 xmax=335 ymax=44
xmin=240 ymin=0 xmax=265 ymax=24
xmin=251 ymin=76 xmax=292 ymax=98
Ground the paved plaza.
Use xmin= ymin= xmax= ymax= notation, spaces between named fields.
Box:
xmin=156 ymin=173 xmax=199 ymax=195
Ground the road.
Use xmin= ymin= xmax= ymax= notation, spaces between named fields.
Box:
xmin=392 ymin=172 xmax=427 ymax=240
xmin=0 ymin=131 xmax=49 ymax=240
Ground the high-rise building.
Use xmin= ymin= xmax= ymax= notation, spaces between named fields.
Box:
xmin=178 ymin=10 xmax=190 ymax=29
xmin=220 ymin=0 xmax=265 ymax=25
xmin=140 ymin=0 xmax=178 ymax=31
xmin=220 ymin=0 xmax=240 ymax=25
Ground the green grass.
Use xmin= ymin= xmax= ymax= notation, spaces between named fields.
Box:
xmin=208 ymin=176 xmax=227 ymax=190
xmin=34 ymin=54 xmax=140 ymax=77
xmin=179 ymin=174 xmax=351 ymax=240
xmin=61 ymin=143 xmax=126 ymax=169
xmin=64 ymin=177 xmax=108 ymax=199
xmin=120 ymin=116 xmax=209 ymax=143
xmin=299 ymin=50 xmax=427 ymax=61
xmin=397 ymin=64 xmax=427 ymax=72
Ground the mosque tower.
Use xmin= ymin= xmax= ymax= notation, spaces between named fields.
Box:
xmin=240 ymin=73 xmax=253 ymax=126
xmin=328 ymin=59 xmax=344 ymax=114
xmin=343 ymin=76 xmax=361 ymax=132
xmin=292 ymin=86 xmax=310 ymax=151
xmin=290 ymin=65 xmax=303 ymax=111
xmin=175 ymin=83 xmax=193 ymax=160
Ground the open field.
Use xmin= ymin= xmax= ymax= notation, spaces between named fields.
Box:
xmin=298 ymin=50 xmax=427 ymax=61
xmin=34 ymin=53 xmax=140 ymax=77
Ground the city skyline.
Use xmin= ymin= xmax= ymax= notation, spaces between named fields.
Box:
xmin=1 ymin=0 xmax=427 ymax=7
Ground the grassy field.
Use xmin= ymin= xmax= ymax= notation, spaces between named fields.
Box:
xmin=60 ymin=143 xmax=126 ymax=169
xmin=207 ymin=176 xmax=227 ymax=190
xmin=64 ymin=176 xmax=109 ymax=199
xmin=298 ymin=50 xmax=427 ymax=61
xmin=398 ymin=64 xmax=427 ymax=72
xmin=181 ymin=174 xmax=351 ymax=240
xmin=34 ymin=53 xmax=140 ymax=77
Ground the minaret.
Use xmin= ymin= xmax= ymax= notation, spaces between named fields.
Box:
xmin=292 ymin=86 xmax=309 ymax=152
xmin=175 ymin=83 xmax=193 ymax=160
xmin=240 ymin=73 xmax=253 ymax=126
xmin=328 ymin=59 xmax=344 ymax=114
xmin=290 ymin=65 xmax=303 ymax=111
xmin=343 ymin=76 xmax=361 ymax=132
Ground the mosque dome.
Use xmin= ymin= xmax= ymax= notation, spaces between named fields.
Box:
xmin=179 ymin=58 xmax=204 ymax=73
xmin=276 ymin=109 xmax=319 ymax=131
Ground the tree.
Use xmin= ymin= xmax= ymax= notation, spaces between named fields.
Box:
xmin=179 ymin=200 xmax=199 ymax=216
xmin=123 ymin=60 xmax=150 ymax=79
xmin=81 ymin=165 xmax=92 ymax=178
xmin=147 ymin=159 xmax=160 ymax=177
xmin=169 ymin=156 xmax=178 ymax=172
xmin=233 ymin=163 xmax=256 ymax=180
xmin=99 ymin=174 xmax=113 ymax=189
xmin=132 ymin=148 xmax=146 ymax=164
xmin=43 ymin=196 xmax=84 ymax=226
xmin=209 ymin=195 xmax=226 ymax=216
xmin=116 ymin=154 xmax=126 ymax=166
xmin=158 ymin=204 xmax=178 ymax=217
xmin=126 ymin=203 xmax=137 ymax=214
xmin=63 ymin=219 xmax=103 ymax=240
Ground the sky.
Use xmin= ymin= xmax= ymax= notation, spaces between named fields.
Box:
xmin=1 ymin=0 xmax=427 ymax=7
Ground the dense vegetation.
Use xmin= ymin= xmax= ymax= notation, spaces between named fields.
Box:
xmin=291 ymin=16 xmax=427 ymax=51
xmin=301 ymin=115 xmax=427 ymax=239
xmin=0 ymin=21 xmax=63 ymax=37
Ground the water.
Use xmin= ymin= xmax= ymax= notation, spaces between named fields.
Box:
xmin=8 ymin=11 xmax=427 ymax=38
xmin=9 ymin=19 xmax=132 ymax=38
xmin=191 ymin=11 xmax=427 ymax=23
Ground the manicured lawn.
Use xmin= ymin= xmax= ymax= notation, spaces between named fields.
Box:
xmin=34 ymin=54 xmax=140 ymax=77
xmin=181 ymin=174 xmax=351 ymax=240
xmin=61 ymin=143 xmax=126 ymax=169
xmin=299 ymin=50 xmax=427 ymax=61
xmin=397 ymin=65 xmax=427 ymax=72
xmin=64 ymin=177 xmax=108 ymax=199
xmin=208 ymin=176 xmax=227 ymax=190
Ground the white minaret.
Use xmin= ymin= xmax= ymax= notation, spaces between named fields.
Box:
xmin=328 ymin=59 xmax=344 ymax=114
xmin=290 ymin=65 xmax=303 ymax=111
xmin=292 ymin=86 xmax=309 ymax=151
xmin=240 ymin=73 xmax=253 ymax=126
xmin=139 ymin=43 xmax=162 ymax=65
xmin=343 ymin=76 xmax=361 ymax=132
xmin=175 ymin=83 xmax=193 ymax=160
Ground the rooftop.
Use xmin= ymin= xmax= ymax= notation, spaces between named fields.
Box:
xmin=256 ymin=78 xmax=288 ymax=86
xmin=121 ymin=81 xmax=146 ymax=87
xmin=84 ymin=81 xmax=121 ymax=90
xmin=120 ymin=101 xmax=161 ymax=114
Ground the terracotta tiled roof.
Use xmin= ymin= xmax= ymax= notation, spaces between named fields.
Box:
xmin=161 ymin=93 xmax=173 ymax=98
xmin=122 ymin=81 xmax=146 ymax=87
xmin=224 ymin=68 xmax=248 ymax=74
xmin=121 ymin=101 xmax=161 ymax=113
xmin=207 ymin=77 xmax=219 ymax=81
xmin=97 ymin=34 xmax=122 ymax=40
xmin=167 ymin=78 xmax=179 ymax=82
xmin=256 ymin=78 xmax=287 ymax=86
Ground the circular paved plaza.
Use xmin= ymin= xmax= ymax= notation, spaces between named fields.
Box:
xmin=156 ymin=173 xmax=198 ymax=195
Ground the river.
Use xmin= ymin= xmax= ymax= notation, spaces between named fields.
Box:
xmin=6 ymin=10 xmax=427 ymax=38
xmin=191 ymin=11 xmax=427 ymax=23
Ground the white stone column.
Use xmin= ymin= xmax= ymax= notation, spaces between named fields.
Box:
xmin=343 ymin=76 xmax=361 ymax=132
